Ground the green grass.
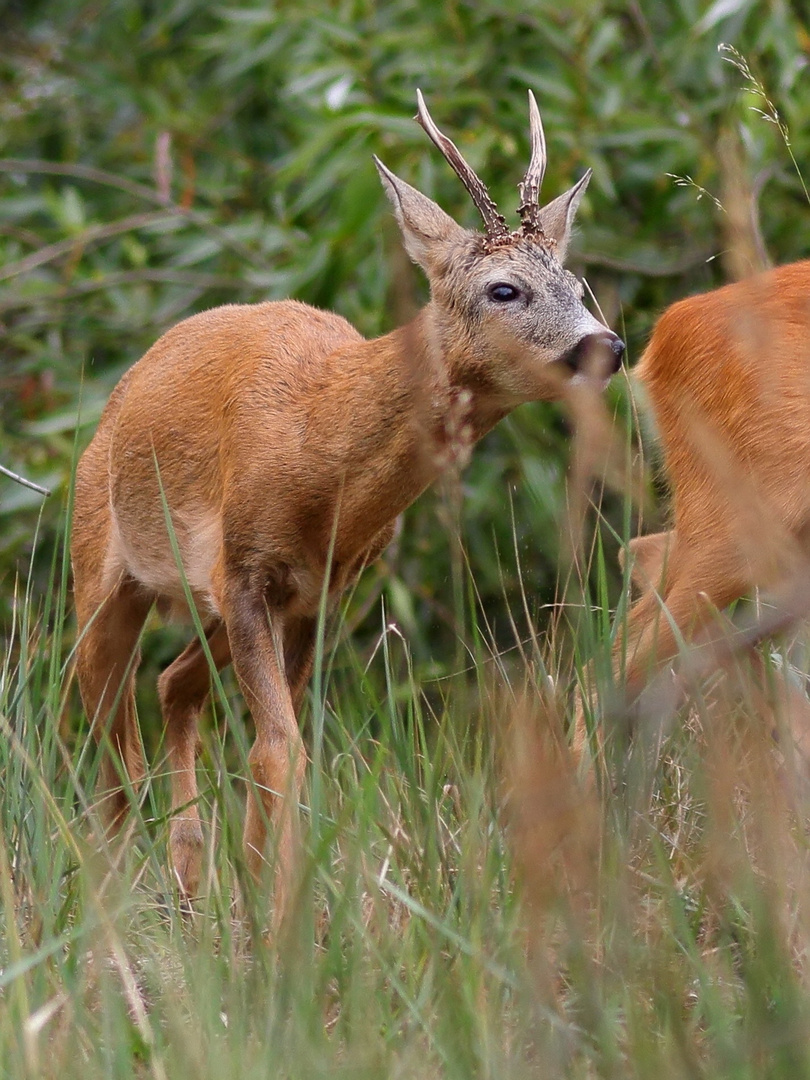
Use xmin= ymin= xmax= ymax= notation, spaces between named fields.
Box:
xmin=5 ymin=465 xmax=810 ymax=1080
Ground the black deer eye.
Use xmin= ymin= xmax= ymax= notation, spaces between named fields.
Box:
xmin=486 ymin=282 xmax=521 ymax=303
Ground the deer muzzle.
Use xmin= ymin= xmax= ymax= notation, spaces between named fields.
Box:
xmin=561 ymin=331 xmax=625 ymax=380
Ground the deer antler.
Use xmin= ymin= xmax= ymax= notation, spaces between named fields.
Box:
xmin=517 ymin=90 xmax=547 ymax=238
xmin=415 ymin=89 xmax=509 ymax=242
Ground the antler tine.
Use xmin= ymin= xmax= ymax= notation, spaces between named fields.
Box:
xmin=518 ymin=90 xmax=547 ymax=236
xmin=415 ymin=89 xmax=509 ymax=240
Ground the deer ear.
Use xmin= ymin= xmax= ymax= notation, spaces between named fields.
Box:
xmin=536 ymin=169 xmax=591 ymax=262
xmin=374 ymin=156 xmax=464 ymax=271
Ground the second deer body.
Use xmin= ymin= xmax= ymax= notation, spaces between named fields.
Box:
xmin=72 ymin=92 xmax=623 ymax=925
xmin=579 ymin=261 xmax=810 ymax=756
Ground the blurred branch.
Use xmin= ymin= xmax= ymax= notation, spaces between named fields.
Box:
xmin=0 ymin=222 xmax=45 ymax=247
xmin=718 ymin=127 xmax=771 ymax=280
xmin=0 ymin=465 xmax=50 ymax=497
xmin=581 ymin=247 xmax=715 ymax=277
xmin=0 ymin=159 xmax=166 ymax=209
xmin=0 ymin=210 xmax=179 ymax=283
xmin=0 ymin=158 xmax=271 ymax=269
xmin=0 ymin=269 xmax=242 ymax=314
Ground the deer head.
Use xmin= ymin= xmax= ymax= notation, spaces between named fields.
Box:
xmin=373 ymin=90 xmax=623 ymax=407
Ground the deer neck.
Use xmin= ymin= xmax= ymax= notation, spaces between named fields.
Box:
xmin=319 ymin=306 xmax=508 ymax=559
xmin=374 ymin=305 xmax=508 ymax=457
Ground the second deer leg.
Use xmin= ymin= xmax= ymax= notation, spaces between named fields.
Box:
xmin=572 ymin=533 xmax=674 ymax=763
xmin=619 ymin=546 xmax=749 ymax=729
xmin=158 ymin=620 xmax=232 ymax=897
xmin=574 ymin=540 xmax=747 ymax=759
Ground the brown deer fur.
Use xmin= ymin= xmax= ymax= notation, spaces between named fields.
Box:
xmin=71 ymin=93 xmax=623 ymax=925
xmin=575 ymin=261 xmax=810 ymax=757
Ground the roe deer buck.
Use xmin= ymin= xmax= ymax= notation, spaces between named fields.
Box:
xmin=72 ymin=90 xmax=624 ymax=925
xmin=575 ymin=261 xmax=810 ymax=760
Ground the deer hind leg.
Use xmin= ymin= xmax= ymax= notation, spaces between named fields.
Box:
xmin=284 ymin=615 xmax=317 ymax=713
xmin=618 ymin=538 xmax=749 ymax=726
xmin=158 ymin=619 xmax=231 ymax=897
xmin=572 ymin=531 xmax=676 ymax=762
xmin=574 ymin=534 xmax=748 ymax=760
xmin=222 ymin=570 xmax=306 ymax=927
xmin=75 ymin=574 xmax=153 ymax=831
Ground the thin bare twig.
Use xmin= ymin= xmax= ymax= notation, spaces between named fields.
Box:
xmin=0 ymin=465 xmax=51 ymax=497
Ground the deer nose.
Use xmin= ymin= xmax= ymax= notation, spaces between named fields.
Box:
xmin=563 ymin=331 xmax=625 ymax=377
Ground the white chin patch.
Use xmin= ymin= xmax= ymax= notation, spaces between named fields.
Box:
xmin=571 ymin=371 xmax=611 ymax=391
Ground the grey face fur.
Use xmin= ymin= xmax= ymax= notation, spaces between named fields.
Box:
xmin=373 ymin=92 xmax=624 ymax=403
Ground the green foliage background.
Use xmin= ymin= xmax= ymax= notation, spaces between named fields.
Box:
xmin=2 ymin=0 xmax=809 ymax=662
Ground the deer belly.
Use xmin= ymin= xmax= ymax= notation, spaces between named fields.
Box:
xmin=108 ymin=502 xmax=223 ymax=619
